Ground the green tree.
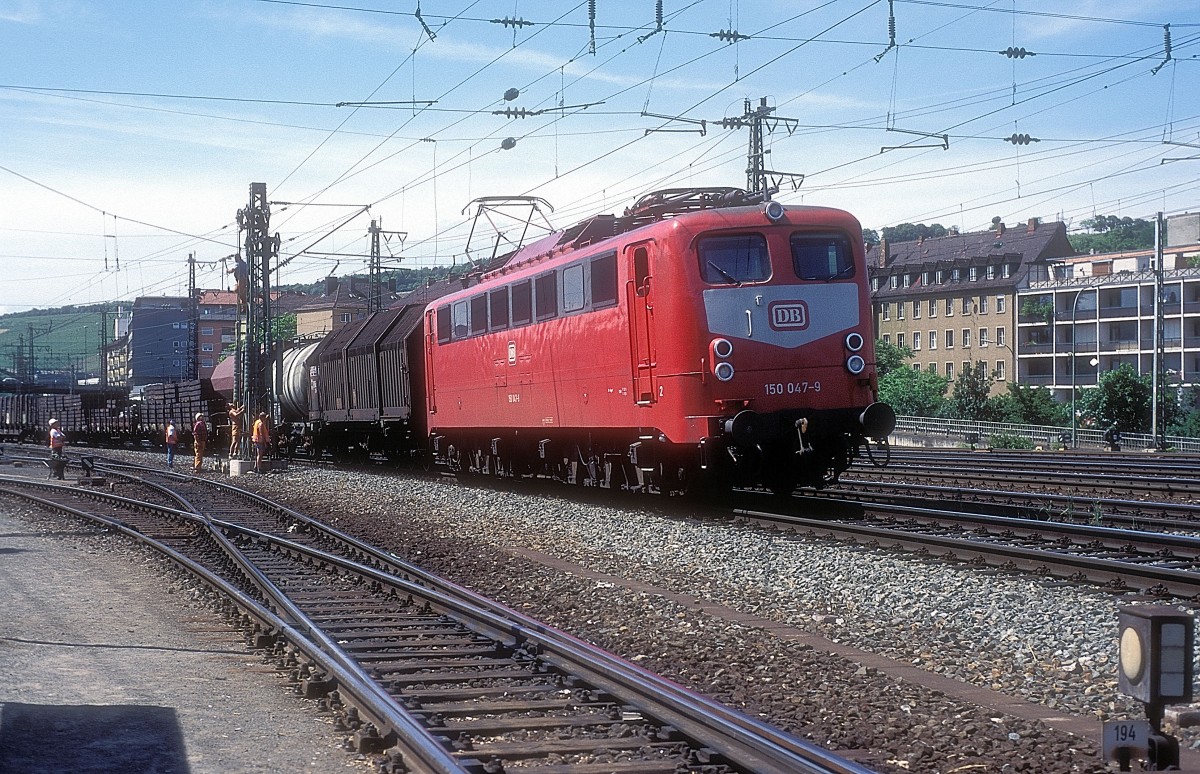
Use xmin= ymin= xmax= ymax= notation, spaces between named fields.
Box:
xmin=947 ymin=361 xmax=996 ymax=421
xmin=1077 ymin=364 xmax=1153 ymax=433
xmin=991 ymin=383 xmax=1067 ymax=426
xmin=878 ymin=365 xmax=949 ymax=417
xmin=270 ymin=312 xmax=297 ymax=343
xmin=881 ymin=223 xmax=948 ymax=243
xmin=1069 ymin=216 xmax=1154 ymax=254
xmin=862 ymin=228 xmax=880 ymax=246
xmin=874 ymin=339 xmax=912 ymax=378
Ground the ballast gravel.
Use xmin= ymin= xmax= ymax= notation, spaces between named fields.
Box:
xmin=226 ymin=464 xmax=1194 ymax=774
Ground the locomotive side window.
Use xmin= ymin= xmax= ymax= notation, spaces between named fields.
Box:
xmin=489 ymin=287 xmax=509 ymax=331
xmin=791 ymin=233 xmax=855 ymax=281
xmin=591 ymin=252 xmax=618 ymax=307
xmin=436 ymin=306 xmax=452 ymax=343
xmin=698 ymin=235 xmax=770 ymax=285
xmin=452 ymin=301 xmax=469 ymax=339
xmin=535 ymin=272 xmax=557 ymax=321
xmin=469 ymin=294 xmax=488 ymax=335
xmin=562 ymin=264 xmax=585 ymax=313
xmin=511 ymin=280 xmax=533 ymax=326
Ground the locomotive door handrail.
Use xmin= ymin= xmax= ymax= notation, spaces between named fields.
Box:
xmin=424 ymin=309 xmax=438 ymax=414
xmin=625 ymin=240 xmax=657 ymax=405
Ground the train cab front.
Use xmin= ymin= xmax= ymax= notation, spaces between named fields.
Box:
xmin=685 ymin=201 xmax=896 ymax=492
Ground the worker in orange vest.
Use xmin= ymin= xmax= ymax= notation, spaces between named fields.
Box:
xmin=251 ymin=412 xmax=270 ymax=473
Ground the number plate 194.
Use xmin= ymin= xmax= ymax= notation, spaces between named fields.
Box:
xmin=1102 ymin=719 xmax=1151 ymax=760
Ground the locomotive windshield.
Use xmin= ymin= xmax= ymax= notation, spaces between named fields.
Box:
xmin=791 ymin=232 xmax=855 ymax=281
xmin=698 ymin=234 xmax=771 ymax=285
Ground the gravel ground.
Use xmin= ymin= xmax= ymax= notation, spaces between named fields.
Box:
xmin=221 ymin=462 xmax=1192 ymax=773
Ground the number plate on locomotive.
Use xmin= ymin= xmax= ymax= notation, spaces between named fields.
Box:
xmin=764 ymin=381 xmax=821 ymax=395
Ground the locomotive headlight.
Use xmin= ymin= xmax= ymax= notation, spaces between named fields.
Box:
xmin=711 ymin=338 xmax=734 ymax=360
xmin=844 ymin=332 xmax=864 ymax=352
xmin=846 ymin=355 xmax=866 ymax=375
xmin=714 ymin=361 xmax=735 ymax=382
xmin=763 ymin=200 xmax=785 ymax=223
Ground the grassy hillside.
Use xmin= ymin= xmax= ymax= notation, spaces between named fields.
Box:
xmin=0 ymin=304 xmax=117 ymax=380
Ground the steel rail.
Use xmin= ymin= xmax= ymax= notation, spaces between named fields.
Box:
xmin=736 ymin=501 xmax=1200 ymax=599
xmin=0 ymin=480 xmax=467 ymax=774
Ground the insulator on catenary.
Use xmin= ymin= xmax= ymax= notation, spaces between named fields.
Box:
xmin=1000 ymin=46 xmax=1035 ymax=59
xmin=1005 ymin=133 xmax=1039 ymax=145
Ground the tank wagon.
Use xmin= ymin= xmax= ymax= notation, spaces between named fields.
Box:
xmin=282 ymin=187 xmax=893 ymax=493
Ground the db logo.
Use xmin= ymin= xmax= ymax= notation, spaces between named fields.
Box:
xmin=768 ymin=300 xmax=809 ymax=330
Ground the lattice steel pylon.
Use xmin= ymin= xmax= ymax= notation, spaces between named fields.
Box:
xmin=235 ymin=183 xmax=280 ymax=426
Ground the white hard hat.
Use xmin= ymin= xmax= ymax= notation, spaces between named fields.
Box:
xmin=195 ymin=413 xmax=204 ymax=421
xmin=48 ymin=418 xmax=59 ymax=426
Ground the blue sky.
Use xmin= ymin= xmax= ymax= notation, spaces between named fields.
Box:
xmin=2 ymin=0 xmax=1198 ymax=313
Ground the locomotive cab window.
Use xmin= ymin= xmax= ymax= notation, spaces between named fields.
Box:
xmin=698 ymin=234 xmax=770 ymax=285
xmin=791 ymin=232 xmax=854 ymax=281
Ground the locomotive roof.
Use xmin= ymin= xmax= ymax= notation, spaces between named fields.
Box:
xmin=478 ymin=187 xmax=857 ymax=282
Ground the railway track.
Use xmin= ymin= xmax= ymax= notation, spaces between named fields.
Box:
xmin=0 ymin=459 xmax=870 ymax=774
xmin=732 ymin=490 xmax=1200 ymax=600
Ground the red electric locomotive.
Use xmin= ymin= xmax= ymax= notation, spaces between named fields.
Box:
xmin=424 ymin=187 xmax=894 ymax=493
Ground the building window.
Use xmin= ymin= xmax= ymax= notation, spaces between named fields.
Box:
xmin=201 ymin=327 xmax=213 ymax=336
xmin=922 ymin=271 xmax=931 ymax=285
xmin=996 ymin=327 xmax=1006 ymax=346
xmin=962 ymin=297 xmax=971 ymax=315
xmin=927 ymin=362 xmax=937 ymax=374
xmin=201 ymin=359 xmax=214 ymax=369
xmin=995 ymin=360 xmax=1006 ymax=380
xmin=952 ymin=268 xmax=961 ymax=282
xmin=945 ymin=329 xmax=954 ymax=349
xmin=929 ymin=330 xmax=937 ymax=350
xmin=882 ymin=303 xmax=891 ymax=321
xmin=962 ymin=360 xmax=971 ymax=377
xmin=912 ymin=332 xmax=921 ymax=350
xmin=889 ymin=275 xmax=899 ymax=289
xmin=897 ymin=333 xmax=906 ymax=348
xmin=871 ymin=277 xmax=880 ymax=291
xmin=962 ymin=328 xmax=971 ymax=348
xmin=986 ymin=265 xmax=995 ymax=280
xmin=946 ymin=362 xmax=954 ymax=378
xmin=898 ymin=303 xmax=906 ymax=320
xmin=1002 ymin=263 xmax=1011 ymax=278
xmin=883 ymin=333 xmax=891 ymax=344
xmin=929 ymin=299 xmax=937 ymax=318
xmin=913 ymin=301 xmax=921 ymax=319
xmin=979 ymin=295 xmax=988 ymax=314
xmin=979 ymin=328 xmax=989 ymax=346
xmin=201 ymin=343 xmax=214 ymax=353
xmin=969 ymin=266 xmax=978 ymax=281
xmin=996 ymin=295 xmax=1006 ymax=313
xmin=946 ymin=299 xmax=954 ymax=316
xmin=340 ymin=313 xmax=351 ymax=323
xmin=936 ymin=270 xmax=945 ymax=284
xmin=903 ymin=274 xmax=912 ymax=288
